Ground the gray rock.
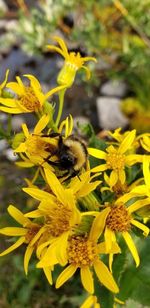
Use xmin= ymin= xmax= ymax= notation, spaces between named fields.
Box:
xmin=12 ymin=116 xmax=25 ymax=131
xmin=101 ymin=80 xmax=127 ymax=97
xmin=96 ymin=96 xmax=128 ymax=130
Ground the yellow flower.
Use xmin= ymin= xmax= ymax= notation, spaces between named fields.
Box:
xmin=0 ymin=69 xmax=9 ymax=96
xmin=0 ymin=74 xmax=65 ymax=114
xmin=14 ymin=114 xmax=57 ymax=167
xmin=0 ymin=205 xmax=44 ymax=274
xmin=102 ymin=201 xmax=149 ymax=267
xmin=102 ymin=172 xmax=144 ymax=198
xmin=88 ymin=130 xmax=143 ymax=185
xmin=23 ymin=168 xmax=82 ymax=265
xmin=117 ymin=155 xmax=150 ymax=211
xmin=47 ymin=36 xmax=96 ymax=88
xmin=40 ymin=208 xmax=119 ymax=295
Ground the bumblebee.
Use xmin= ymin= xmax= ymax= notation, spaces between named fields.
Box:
xmin=44 ymin=134 xmax=88 ymax=180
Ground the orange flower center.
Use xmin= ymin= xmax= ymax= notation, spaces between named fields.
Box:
xmin=106 ymin=204 xmax=131 ymax=232
xmin=45 ymin=203 xmax=72 ymax=237
xmin=106 ymin=152 xmax=125 ymax=170
xmin=20 ymin=86 xmax=41 ymax=111
xmin=67 ymin=235 xmax=98 ymax=267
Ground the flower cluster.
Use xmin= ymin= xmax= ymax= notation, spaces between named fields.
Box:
xmin=0 ymin=36 xmax=150 ymax=307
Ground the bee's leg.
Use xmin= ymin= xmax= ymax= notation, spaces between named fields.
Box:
xmin=57 ymin=170 xmax=70 ymax=179
xmin=61 ymin=169 xmax=80 ymax=183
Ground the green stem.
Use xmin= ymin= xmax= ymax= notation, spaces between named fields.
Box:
xmin=55 ymin=89 xmax=66 ymax=128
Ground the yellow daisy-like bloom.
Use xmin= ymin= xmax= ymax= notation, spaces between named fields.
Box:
xmin=14 ymin=114 xmax=57 ymax=167
xmin=38 ymin=208 xmax=119 ymax=295
xmin=47 ymin=36 xmax=96 ymax=88
xmin=0 ymin=69 xmax=9 ymax=96
xmin=88 ymin=130 xmax=143 ymax=185
xmin=102 ymin=172 xmax=144 ymax=198
xmin=117 ymin=155 xmax=150 ymax=209
xmin=0 ymin=74 xmax=65 ymax=114
xmin=102 ymin=200 xmax=149 ymax=267
xmin=23 ymin=168 xmax=82 ymax=265
xmin=0 ymin=205 xmax=44 ymax=274
xmin=0 ymin=205 xmax=53 ymax=284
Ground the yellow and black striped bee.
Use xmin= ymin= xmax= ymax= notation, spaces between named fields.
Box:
xmin=44 ymin=133 xmax=88 ymax=180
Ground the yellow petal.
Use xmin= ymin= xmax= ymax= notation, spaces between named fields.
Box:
xmin=0 ymin=106 xmax=22 ymax=113
xmin=24 ymin=245 xmax=34 ymax=275
xmin=104 ymin=227 xmax=116 ymax=252
xmin=118 ymin=169 xmax=126 ymax=184
xmin=0 ymin=98 xmax=17 ymax=107
xmin=98 ymin=242 xmax=121 ymax=255
xmin=143 ymin=155 xmax=150 ymax=190
xmin=6 ymin=81 xmax=24 ymax=95
xmin=109 ymin=170 xmax=118 ymax=186
xmin=55 ymin=232 xmax=69 ymax=265
xmin=128 ymin=198 xmax=150 ymax=214
xmin=109 ymin=254 xmax=113 ymax=272
xmin=29 ymin=226 xmax=46 ymax=247
xmin=52 ymin=36 xmax=69 ymax=57
xmin=122 ymin=231 xmax=140 ymax=267
xmin=91 ymin=164 xmax=107 ymax=172
xmin=23 ymin=187 xmax=52 ymax=201
xmin=126 ymin=154 xmax=143 ymax=165
xmin=94 ymin=259 xmax=119 ymax=293
xmin=7 ymin=205 xmax=30 ymax=226
xmin=88 ymin=148 xmax=106 ymax=159
xmin=45 ymin=84 xmax=66 ymax=100
xmin=118 ymin=130 xmax=136 ymax=154
xmin=44 ymin=168 xmax=68 ymax=204
xmin=22 ymin=123 xmax=30 ymax=138
xmin=89 ymin=207 xmax=110 ymax=241
xmin=81 ymin=65 xmax=91 ymax=80
xmin=80 ymin=295 xmax=96 ymax=308
xmin=56 ymin=264 xmax=77 ymax=288
xmin=80 ymin=266 xmax=94 ymax=294
xmin=0 ymin=69 xmax=9 ymax=89
xmin=0 ymin=227 xmax=27 ymax=236
xmin=25 ymin=209 xmax=42 ymax=218
xmin=34 ymin=114 xmax=50 ymax=134
xmin=37 ymin=241 xmax=59 ymax=268
xmin=24 ymin=74 xmax=41 ymax=91
xmin=15 ymin=161 xmax=34 ymax=167
xmin=131 ymin=219 xmax=149 ymax=236
xmin=0 ymin=236 xmax=25 ymax=256
xmin=15 ymin=143 xmax=26 ymax=153
xmin=43 ymin=267 xmax=53 ymax=285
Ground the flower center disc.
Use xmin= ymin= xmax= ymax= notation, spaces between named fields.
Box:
xmin=46 ymin=203 xmax=72 ymax=237
xmin=68 ymin=236 xmax=98 ymax=266
xmin=106 ymin=153 xmax=125 ymax=170
xmin=20 ymin=87 xmax=41 ymax=111
xmin=106 ymin=204 xmax=131 ymax=232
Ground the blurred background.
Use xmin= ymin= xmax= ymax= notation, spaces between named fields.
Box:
xmin=0 ymin=0 xmax=150 ymax=307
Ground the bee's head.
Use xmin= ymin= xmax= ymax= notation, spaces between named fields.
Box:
xmin=60 ymin=152 xmax=76 ymax=169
